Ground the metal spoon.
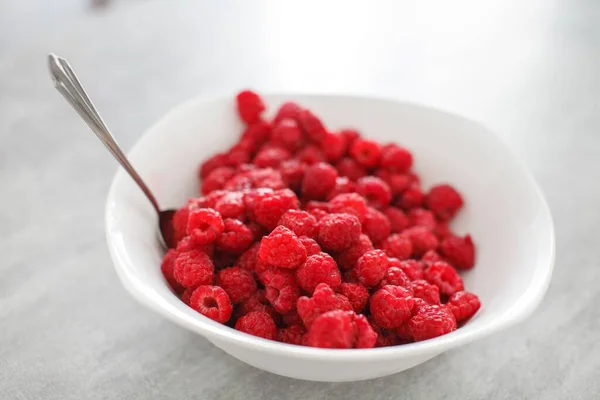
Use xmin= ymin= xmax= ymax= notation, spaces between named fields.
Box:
xmin=48 ymin=53 xmax=176 ymax=249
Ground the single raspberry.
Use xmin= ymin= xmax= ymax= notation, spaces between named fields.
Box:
xmin=278 ymin=159 xmax=306 ymax=192
xmin=213 ymin=192 xmax=245 ymax=220
xmin=161 ymin=249 xmax=184 ymax=292
xmin=380 ymin=234 xmax=413 ymax=260
xmin=236 ymin=90 xmax=265 ymax=124
xmin=225 ymin=146 xmax=251 ymax=168
xmin=307 ymin=310 xmax=377 ymax=349
xmin=298 ymin=236 xmax=322 ymax=256
xmin=355 ymin=249 xmax=390 ymax=287
xmin=253 ymin=146 xmax=292 ymax=168
xmin=181 ymin=288 xmax=193 ymax=305
xmin=278 ymin=210 xmax=318 ymax=238
xmin=297 ymin=283 xmax=352 ymax=328
xmin=375 ymin=326 xmax=402 ymax=347
xmin=243 ymin=188 xmax=273 ymax=221
xmin=384 ymin=207 xmax=410 ymax=233
xmin=409 ymin=304 xmax=457 ymax=341
xmin=236 ymin=243 xmax=260 ymax=272
xmin=302 ymin=162 xmax=338 ymax=200
xmin=273 ymin=101 xmax=303 ymax=124
xmin=253 ymin=189 xmax=300 ymax=230
xmin=265 ymin=278 xmax=301 ymax=314
xmin=357 ymin=176 xmax=392 ymax=209
xmin=380 ymin=144 xmax=413 ymax=173
xmin=258 ymin=226 xmax=307 ymax=269
xmin=397 ymin=184 xmax=425 ymax=210
xmin=396 ymin=259 xmax=424 ymax=281
xmin=173 ymin=250 xmax=214 ymax=288
xmin=426 ymin=184 xmax=464 ymax=220
xmin=317 ymin=213 xmax=361 ymax=252
xmin=329 ymin=192 xmax=368 ymax=223
xmin=440 ymin=234 xmax=476 ymax=269
xmin=421 ymin=249 xmax=443 ymax=265
xmin=370 ymin=285 xmax=415 ymax=329
xmin=424 ymin=261 xmax=464 ymax=296
xmin=401 ymin=226 xmax=439 ymax=257
xmin=362 ymin=207 xmax=392 ymax=243
xmin=199 ymin=152 xmax=228 ymax=179
xmin=270 ymin=119 xmax=304 ymax=152
xmin=326 ymin=177 xmax=355 ymax=200
xmin=216 ymin=219 xmax=254 ymax=254
xmin=235 ymin=290 xmax=278 ymax=323
xmin=241 ymin=120 xmax=271 ymax=149
xmin=308 ymin=208 xmax=329 ymax=222
xmin=339 ymin=129 xmax=360 ymax=148
xmin=322 ymin=132 xmax=347 ymax=162
xmin=176 ymin=236 xmax=215 ymax=256
xmin=277 ymin=325 xmax=306 ymax=345
xmin=434 ymin=221 xmax=453 ymax=240
xmin=235 ymin=311 xmax=277 ymax=340
xmin=339 ymin=283 xmax=370 ymax=313
xmin=350 ymin=139 xmax=381 ymax=168
xmin=379 ymin=264 xmax=411 ymax=289
xmin=186 ymin=208 xmax=225 ymax=245
xmin=216 ymin=267 xmax=257 ymax=304
xmin=375 ymin=170 xmax=412 ymax=196
xmin=408 ymin=208 xmax=437 ymax=231
xmin=171 ymin=206 xmax=191 ymax=245
xmin=189 ymin=285 xmax=232 ymax=323
xmin=394 ymin=322 xmax=414 ymax=342
xmin=353 ymin=313 xmax=378 ymax=348
xmin=448 ymin=291 xmax=481 ymax=323
xmin=295 ymin=144 xmax=326 ymax=165
xmin=296 ymin=252 xmax=342 ymax=293
xmin=336 ymin=157 xmax=367 ymax=181
xmin=298 ymin=109 xmax=327 ymax=143
xmin=248 ymin=168 xmax=286 ymax=190
xmin=410 ymin=279 xmax=441 ymax=305
xmin=201 ymin=167 xmax=236 ymax=195
xmin=336 ymin=234 xmax=374 ymax=270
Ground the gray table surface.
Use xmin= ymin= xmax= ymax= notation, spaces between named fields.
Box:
xmin=2 ymin=0 xmax=600 ymax=398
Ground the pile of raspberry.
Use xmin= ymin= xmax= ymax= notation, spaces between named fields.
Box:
xmin=160 ymin=90 xmax=480 ymax=349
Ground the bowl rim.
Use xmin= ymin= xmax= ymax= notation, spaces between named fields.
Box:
xmin=105 ymin=92 xmax=555 ymax=361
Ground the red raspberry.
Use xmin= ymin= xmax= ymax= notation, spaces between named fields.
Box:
xmin=222 ymin=172 xmax=253 ymax=192
xmin=298 ymin=236 xmax=322 ymax=256
xmin=379 ymin=264 xmax=411 ymax=289
xmin=355 ymin=249 xmax=390 ymax=287
xmin=339 ymin=283 xmax=369 ymax=313
xmin=248 ymin=168 xmax=286 ymax=190
xmin=328 ymin=193 xmax=367 ymax=223
xmin=349 ymin=139 xmax=381 ymax=168
xmin=370 ymin=285 xmax=415 ymax=329
xmin=397 ymin=184 xmax=425 ymax=210
xmin=173 ymin=250 xmax=214 ymax=289
xmin=343 ymin=268 xmax=360 ymax=284
xmin=426 ymin=184 xmax=464 ymax=220
xmin=394 ymin=322 xmax=414 ymax=342
xmin=317 ymin=213 xmax=361 ymax=252
xmin=353 ymin=313 xmax=378 ymax=349
xmin=336 ymin=234 xmax=374 ymax=270
xmin=296 ymin=252 xmax=342 ymax=293
xmin=396 ymin=259 xmax=424 ymax=281
xmin=326 ymin=177 xmax=357 ymax=200
xmin=375 ymin=327 xmax=402 ymax=347
xmin=282 ymin=310 xmax=303 ymax=326
xmin=440 ymin=234 xmax=476 ymax=269
xmin=235 ymin=311 xmax=277 ymax=340
xmin=434 ymin=220 xmax=453 ymax=240
xmin=241 ymin=120 xmax=271 ymax=150
xmin=421 ymin=249 xmax=443 ymax=265
xmin=273 ymin=101 xmax=303 ymax=124
xmin=176 ymin=236 xmax=215 ymax=256
xmin=307 ymin=310 xmax=377 ymax=349
xmin=195 ymin=191 xmax=227 ymax=209
xmin=216 ymin=219 xmax=254 ymax=254
xmin=308 ymin=208 xmax=329 ymax=222
xmin=258 ymin=226 xmax=307 ymax=269
xmin=213 ymin=192 xmax=245 ymax=220
xmin=410 ymin=279 xmax=441 ymax=305
xmin=181 ymin=288 xmax=193 ymax=305
xmin=236 ymin=243 xmax=260 ymax=272
xmin=424 ymin=261 xmax=464 ymax=296
xmin=265 ymin=278 xmax=301 ymax=314
xmin=302 ymin=162 xmax=338 ymax=200
xmin=235 ymin=290 xmax=278 ymax=323
xmin=448 ymin=291 xmax=481 ymax=323
xmin=357 ymin=176 xmax=392 ymax=209
xmin=189 ymin=285 xmax=232 ymax=323
xmin=243 ymin=188 xmax=273 ymax=220
xmin=401 ymin=226 xmax=439 ymax=257
xmin=409 ymin=304 xmax=457 ymax=341
xmin=201 ymin=167 xmax=236 ymax=195
xmin=236 ymin=90 xmax=265 ymax=124
xmin=253 ymin=189 xmax=300 ymax=230
xmin=258 ymin=265 xmax=295 ymax=288
xmin=216 ymin=267 xmax=257 ymax=304
xmin=380 ymin=144 xmax=413 ymax=173
xmin=408 ymin=208 xmax=437 ymax=231
xmin=186 ymin=208 xmax=225 ymax=245
xmin=278 ymin=210 xmax=318 ymax=238
xmin=339 ymin=129 xmax=360 ymax=148
xmin=298 ymin=109 xmax=327 ymax=143
xmin=322 ymin=132 xmax=347 ymax=162
xmin=213 ymin=251 xmax=238 ymax=270
xmin=304 ymin=200 xmax=330 ymax=212
xmin=384 ymin=207 xmax=410 ymax=233
xmin=296 ymin=144 xmax=326 ymax=165
xmin=278 ymin=325 xmax=306 ymax=345
xmin=380 ymin=234 xmax=413 ymax=260
xmin=171 ymin=206 xmax=191 ymax=245
xmin=199 ymin=152 xmax=228 ymax=179
xmin=336 ymin=157 xmax=367 ymax=181
xmin=362 ymin=207 xmax=392 ymax=243
xmin=226 ymin=146 xmax=251 ymax=168
xmin=375 ymin=170 xmax=412 ymax=196
xmin=270 ymin=119 xmax=304 ymax=152
xmin=278 ymin=159 xmax=305 ymax=192
xmin=161 ymin=249 xmax=184 ymax=292
xmin=297 ymin=283 xmax=352 ymax=328
xmin=253 ymin=146 xmax=292 ymax=168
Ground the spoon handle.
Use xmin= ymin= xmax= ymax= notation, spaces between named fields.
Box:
xmin=48 ymin=54 xmax=161 ymax=214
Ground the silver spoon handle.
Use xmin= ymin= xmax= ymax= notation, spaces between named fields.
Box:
xmin=48 ymin=54 xmax=161 ymax=214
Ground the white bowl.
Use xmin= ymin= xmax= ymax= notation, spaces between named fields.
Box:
xmin=105 ymin=94 xmax=554 ymax=382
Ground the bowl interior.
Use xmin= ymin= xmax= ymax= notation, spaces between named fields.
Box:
xmin=106 ymin=94 xmax=554 ymax=355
